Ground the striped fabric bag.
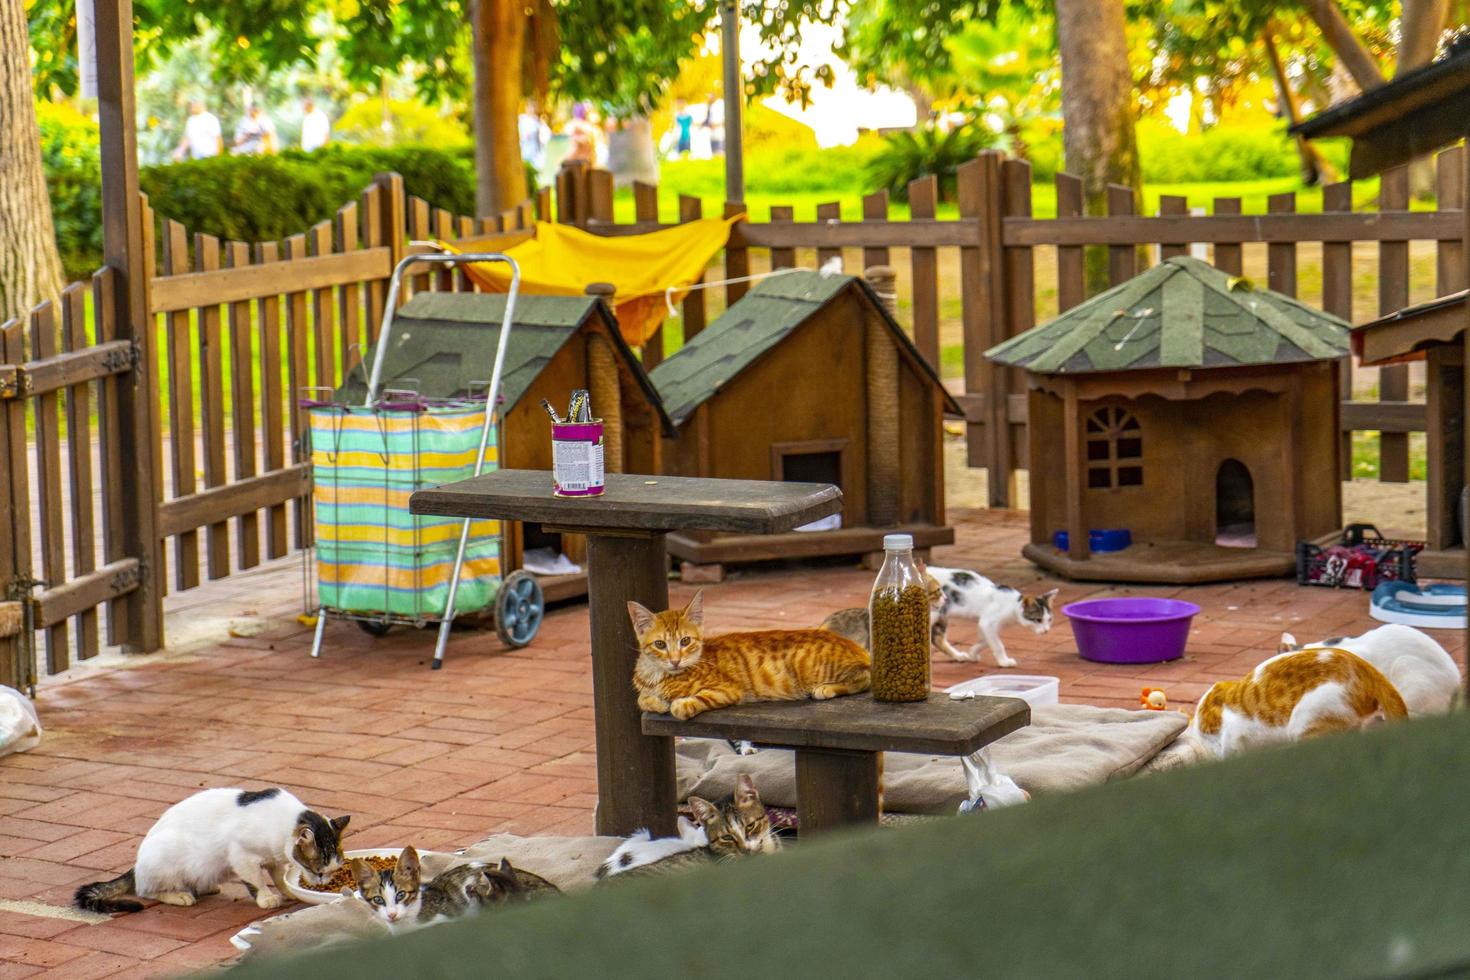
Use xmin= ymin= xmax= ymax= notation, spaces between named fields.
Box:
xmin=309 ymin=400 xmax=500 ymax=619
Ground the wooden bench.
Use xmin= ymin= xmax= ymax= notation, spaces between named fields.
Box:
xmin=644 ymin=692 xmax=1031 ymax=833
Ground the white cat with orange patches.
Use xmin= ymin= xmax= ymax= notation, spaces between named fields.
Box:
xmin=1278 ymin=624 xmax=1460 ymax=717
xmin=1191 ymin=647 xmax=1408 ymax=759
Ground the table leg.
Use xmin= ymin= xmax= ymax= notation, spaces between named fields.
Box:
xmin=586 ymin=531 xmax=677 ymax=837
xmin=794 ymin=747 xmax=881 ymax=834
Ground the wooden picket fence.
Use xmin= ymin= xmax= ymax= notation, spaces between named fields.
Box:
xmin=1 ymin=151 xmax=1461 ymax=687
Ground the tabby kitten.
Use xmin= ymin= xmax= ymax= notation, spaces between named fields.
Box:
xmin=1190 ymin=648 xmax=1408 ymax=759
xmin=820 ymin=567 xmax=945 ymax=651
xmin=598 ymin=774 xmax=777 ymax=879
xmin=353 ymin=849 xmax=558 ymax=929
xmin=629 ymin=591 xmax=870 ymax=720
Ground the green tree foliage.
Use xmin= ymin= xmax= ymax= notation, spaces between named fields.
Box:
xmin=863 ymin=122 xmax=999 ymax=200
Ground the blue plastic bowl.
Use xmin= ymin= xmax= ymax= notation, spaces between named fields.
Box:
xmin=1052 ymin=529 xmax=1133 ymax=553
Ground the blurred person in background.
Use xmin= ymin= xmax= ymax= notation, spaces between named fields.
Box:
xmin=707 ymin=97 xmax=725 ymax=156
xmin=300 ymin=98 xmax=331 ymax=151
xmin=520 ymin=102 xmax=548 ymax=169
xmin=172 ymin=100 xmax=223 ymax=161
xmin=233 ymin=103 xmax=278 ymax=155
xmin=563 ymin=103 xmax=598 ymax=165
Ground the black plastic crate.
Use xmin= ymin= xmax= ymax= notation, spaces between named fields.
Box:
xmin=1296 ymin=523 xmax=1422 ymax=589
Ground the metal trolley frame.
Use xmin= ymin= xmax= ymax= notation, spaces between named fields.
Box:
xmin=306 ymin=251 xmax=542 ymax=668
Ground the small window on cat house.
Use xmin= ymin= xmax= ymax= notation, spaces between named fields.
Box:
xmin=1084 ymin=407 xmax=1142 ymax=490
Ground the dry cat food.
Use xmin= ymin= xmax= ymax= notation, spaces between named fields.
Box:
xmin=307 ymin=854 xmax=394 ymax=894
xmin=870 ymin=583 xmax=930 ymax=702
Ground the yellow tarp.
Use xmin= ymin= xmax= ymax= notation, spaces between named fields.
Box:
xmin=443 ymin=215 xmax=741 ymax=348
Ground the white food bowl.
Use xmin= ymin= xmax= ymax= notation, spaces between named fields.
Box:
xmin=944 ymin=674 xmax=1060 ymax=707
xmin=282 ymin=847 xmax=446 ymax=906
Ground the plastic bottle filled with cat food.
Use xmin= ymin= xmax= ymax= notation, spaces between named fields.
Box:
xmin=869 ymin=533 xmax=930 ymax=702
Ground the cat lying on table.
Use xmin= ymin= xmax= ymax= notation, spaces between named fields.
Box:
xmin=627 ymin=590 xmax=871 ymax=720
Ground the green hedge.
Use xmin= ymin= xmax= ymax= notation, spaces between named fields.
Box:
xmin=40 ymin=105 xmax=486 ymax=280
xmin=139 ymin=145 xmax=478 ymax=244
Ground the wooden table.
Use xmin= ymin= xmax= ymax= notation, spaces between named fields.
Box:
xmin=410 ymin=469 xmax=843 ymax=837
xmin=644 ymin=693 xmax=1030 ymax=833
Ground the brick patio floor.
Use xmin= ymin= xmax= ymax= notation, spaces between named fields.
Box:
xmin=1 ymin=507 xmax=1462 ymax=978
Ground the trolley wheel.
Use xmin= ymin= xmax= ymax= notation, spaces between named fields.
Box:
xmin=356 ymin=619 xmax=393 ymax=638
xmin=494 ymin=571 xmax=544 ymax=649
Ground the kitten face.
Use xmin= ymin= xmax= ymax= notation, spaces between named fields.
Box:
xmin=1020 ymin=589 xmax=1058 ymax=634
xmin=688 ymin=774 xmax=778 ymax=858
xmin=291 ymin=812 xmax=350 ymax=884
xmin=352 ymin=847 xmax=421 ymax=925
xmin=627 ymin=591 xmax=705 ymax=674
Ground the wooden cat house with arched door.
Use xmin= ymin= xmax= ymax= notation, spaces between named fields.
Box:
xmin=986 ymin=256 xmax=1350 ymax=584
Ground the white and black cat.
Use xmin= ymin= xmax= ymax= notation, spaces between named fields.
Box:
xmin=75 ymin=787 xmax=349 ymax=913
xmin=927 ymin=567 xmax=1058 ymax=668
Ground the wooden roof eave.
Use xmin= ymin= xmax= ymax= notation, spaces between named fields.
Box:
xmin=1353 ymin=290 xmax=1468 ymax=367
xmin=587 ymin=299 xmax=678 ymax=438
xmin=1028 ymin=363 xmax=1304 ymax=402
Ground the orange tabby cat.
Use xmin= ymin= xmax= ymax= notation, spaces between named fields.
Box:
xmin=627 ymin=591 xmax=871 ymax=720
xmin=1191 ymin=647 xmax=1408 ymax=759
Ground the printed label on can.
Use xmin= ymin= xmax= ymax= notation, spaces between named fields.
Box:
xmin=552 ymin=424 xmax=605 ymax=495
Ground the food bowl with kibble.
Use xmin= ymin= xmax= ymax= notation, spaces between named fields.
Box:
xmin=1062 ymin=597 xmax=1199 ymax=665
xmin=283 ymin=848 xmax=446 ymax=905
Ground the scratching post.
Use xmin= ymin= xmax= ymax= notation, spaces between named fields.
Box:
xmin=585 ymin=283 xmax=623 ymax=473
xmin=866 ymin=304 xmax=901 ymax=528
xmin=865 ymin=265 xmax=898 ymax=319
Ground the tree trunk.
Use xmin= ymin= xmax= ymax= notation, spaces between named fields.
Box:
xmin=1397 ymin=0 xmax=1448 ymax=73
xmin=1054 ymin=0 xmax=1140 ymax=291
xmin=471 ymin=0 xmax=528 ymax=217
xmin=606 ymin=117 xmax=658 ymax=188
xmin=1398 ymin=0 xmax=1449 ymax=199
xmin=1301 ymin=0 xmax=1386 ymax=92
xmin=0 ymin=0 xmax=64 ymax=324
xmin=1262 ymin=23 xmax=1336 ymax=186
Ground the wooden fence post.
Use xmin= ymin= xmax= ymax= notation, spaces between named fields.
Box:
xmin=1378 ymin=166 xmax=1411 ymax=482
xmin=1000 ymin=158 xmax=1035 ymax=497
xmin=95 ymin=0 xmax=164 ymax=652
xmin=958 ymin=154 xmax=1011 ymax=507
xmin=633 ymin=182 xmax=663 ymax=367
xmin=678 ymin=196 xmax=707 ymax=340
xmin=1321 ymin=181 xmax=1354 ymax=479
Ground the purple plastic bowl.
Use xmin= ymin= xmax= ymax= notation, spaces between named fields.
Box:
xmin=1062 ymin=597 xmax=1200 ymax=665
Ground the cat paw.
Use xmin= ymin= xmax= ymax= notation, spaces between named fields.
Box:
xmin=670 ymin=697 xmax=705 ymax=720
xmin=153 ymin=891 xmax=197 ymax=907
xmin=811 ymin=685 xmax=846 ymax=700
xmin=255 ymin=891 xmax=285 ymax=910
xmin=637 ymin=694 xmax=670 ymax=714
xmin=994 ymin=656 xmax=1018 ymax=668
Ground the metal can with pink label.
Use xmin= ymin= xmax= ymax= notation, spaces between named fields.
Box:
xmin=551 ymin=420 xmax=605 ymax=496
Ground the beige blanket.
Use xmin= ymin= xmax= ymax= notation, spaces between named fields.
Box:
xmin=678 ymin=704 xmax=1189 ymax=813
xmin=235 ymin=705 xmax=1190 ymax=959
xmin=232 ymin=835 xmax=621 ymax=962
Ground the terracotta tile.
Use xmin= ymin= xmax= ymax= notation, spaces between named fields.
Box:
xmin=0 ymin=938 xmax=90 ymax=969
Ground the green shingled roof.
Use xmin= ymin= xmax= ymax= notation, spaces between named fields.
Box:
xmin=649 ymin=270 xmax=960 ymax=426
xmin=985 ymin=256 xmax=1350 ymax=375
xmin=338 ymin=293 xmax=672 ymax=433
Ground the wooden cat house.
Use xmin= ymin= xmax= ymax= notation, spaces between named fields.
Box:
xmin=986 ymin=256 xmax=1350 ymax=584
xmin=340 ymin=292 xmax=673 ymax=599
xmin=1354 ymin=291 xmax=1468 ymax=579
xmin=648 ymin=270 xmax=961 ymax=573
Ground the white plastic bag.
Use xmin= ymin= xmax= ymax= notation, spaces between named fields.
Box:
xmin=0 ymin=687 xmax=42 ymax=756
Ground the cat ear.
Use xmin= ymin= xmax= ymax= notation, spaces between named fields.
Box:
xmin=396 ymin=846 xmax=419 ymax=878
xmin=734 ymin=773 xmax=759 ymax=806
xmin=294 ymin=823 xmax=314 ymax=846
xmin=1279 ymin=632 xmax=1298 ymax=653
xmin=498 ymin=857 xmax=514 ymax=875
xmin=1039 ymin=588 xmax=1059 ymax=603
xmin=626 ymin=601 xmax=656 ymax=636
xmin=687 ymin=796 xmax=718 ymax=825
xmin=915 ymin=558 xmax=927 ymax=574
xmin=331 ymin=815 xmax=351 ymax=834
xmin=684 ymin=590 xmax=704 ymax=628
xmin=349 ymin=858 xmax=375 ymax=889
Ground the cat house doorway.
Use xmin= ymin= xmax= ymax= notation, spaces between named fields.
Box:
xmin=1215 ymin=459 xmax=1256 ymax=548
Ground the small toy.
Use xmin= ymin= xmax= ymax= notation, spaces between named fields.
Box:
xmin=1140 ymin=687 xmax=1168 ymax=710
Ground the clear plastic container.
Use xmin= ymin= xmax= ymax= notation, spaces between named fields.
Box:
xmin=868 ymin=533 xmax=930 ymax=702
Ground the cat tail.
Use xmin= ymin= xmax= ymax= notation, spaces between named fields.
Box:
xmin=74 ymin=869 xmax=143 ymax=914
